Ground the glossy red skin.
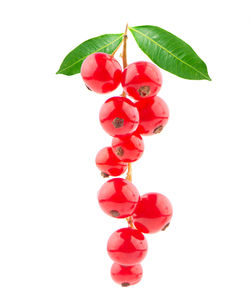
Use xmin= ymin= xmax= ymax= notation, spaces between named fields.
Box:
xmin=99 ymin=96 xmax=139 ymax=137
xmin=107 ymin=227 xmax=148 ymax=265
xmin=132 ymin=192 xmax=173 ymax=233
xmin=112 ymin=134 xmax=144 ymax=162
xmin=111 ymin=263 xmax=143 ymax=287
xmin=95 ymin=147 xmax=128 ymax=177
xmin=121 ymin=61 xmax=162 ymax=100
xmin=135 ymin=96 xmax=170 ymax=135
xmin=97 ymin=178 xmax=140 ymax=218
xmin=81 ymin=52 xmax=122 ymax=93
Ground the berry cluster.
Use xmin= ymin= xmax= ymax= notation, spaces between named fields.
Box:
xmin=81 ymin=51 xmax=173 ymax=287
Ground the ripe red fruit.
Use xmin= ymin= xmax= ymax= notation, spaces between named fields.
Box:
xmin=97 ymin=178 xmax=140 ymax=218
xmin=95 ymin=147 xmax=128 ymax=177
xmin=135 ymin=96 xmax=170 ymax=135
xmin=107 ymin=227 xmax=148 ymax=265
xmin=111 ymin=263 xmax=143 ymax=287
xmin=99 ymin=96 xmax=139 ymax=137
xmin=132 ymin=192 xmax=173 ymax=233
xmin=121 ymin=61 xmax=162 ymax=100
xmin=81 ymin=52 xmax=122 ymax=93
xmin=112 ymin=133 xmax=144 ymax=162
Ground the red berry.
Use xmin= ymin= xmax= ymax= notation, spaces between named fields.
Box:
xmin=112 ymin=133 xmax=144 ymax=162
xmin=97 ymin=178 xmax=140 ymax=218
xmin=95 ymin=147 xmax=128 ymax=177
xmin=107 ymin=227 xmax=148 ymax=265
xmin=135 ymin=96 xmax=169 ymax=135
xmin=111 ymin=263 xmax=143 ymax=287
xmin=132 ymin=193 xmax=173 ymax=233
xmin=99 ymin=96 xmax=139 ymax=137
xmin=121 ymin=61 xmax=162 ymax=100
xmin=81 ymin=52 xmax=122 ymax=93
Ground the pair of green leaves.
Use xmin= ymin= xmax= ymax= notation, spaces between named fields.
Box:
xmin=56 ymin=25 xmax=211 ymax=81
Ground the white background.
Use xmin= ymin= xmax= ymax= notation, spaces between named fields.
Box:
xmin=0 ymin=0 xmax=250 ymax=303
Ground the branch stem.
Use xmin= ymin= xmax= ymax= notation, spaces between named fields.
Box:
xmin=126 ymin=163 xmax=132 ymax=182
xmin=122 ymin=23 xmax=128 ymax=69
xmin=121 ymin=24 xmax=135 ymax=229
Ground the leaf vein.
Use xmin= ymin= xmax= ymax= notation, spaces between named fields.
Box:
xmin=129 ymin=27 xmax=210 ymax=80
xmin=58 ymin=34 xmax=123 ymax=73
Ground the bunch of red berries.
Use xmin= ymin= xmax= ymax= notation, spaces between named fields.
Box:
xmin=81 ymin=52 xmax=173 ymax=287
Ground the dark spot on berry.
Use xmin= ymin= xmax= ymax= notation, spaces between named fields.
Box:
xmin=161 ymin=222 xmax=170 ymax=231
xmin=153 ymin=125 xmax=163 ymax=134
xmin=138 ymin=85 xmax=150 ymax=97
xmin=121 ymin=282 xmax=130 ymax=287
xmin=101 ymin=172 xmax=109 ymax=178
xmin=110 ymin=210 xmax=120 ymax=217
xmin=116 ymin=147 xmax=124 ymax=157
xmin=112 ymin=117 xmax=124 ymax=128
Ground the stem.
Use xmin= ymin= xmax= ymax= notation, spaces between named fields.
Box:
xmin=111 ymin=23 xmax=128 ymax=58
xmin=126 ymin=163 xmax=132 ymax=182
xmin=111 ymin=40 xmax=123 ymax=57
xmin=120 ymin=24 xmax=128 ymax=97
xmin=122 ymin=23 xmax=128 ymax=69
xmin=121 ymin=24 xmax=135 ymax=229
xmin=126 ymin=216 xmax=135 ymax=229
xmin=125 ymin=163 xmax=134 ymax=228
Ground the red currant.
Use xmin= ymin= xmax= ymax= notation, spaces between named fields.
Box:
xmin=135 ymin=96 xmax=169 ymax=135
xmin=81 ymin=52 xmax=122 ymax=93
xmin=112 ymin=133 xmax=144 ymax=162
xmin=107 ymin=227 xmax=148 ymax=265
xmin=121 ymin=61 xmax=162 ymax=100
xmin=111 ymin=263 xmax=143 ymax=287
xmin=97 ymin=178 xmax=140 ymax=218
xmin=95 ymin=147 xmax=128 ymax=177
xmin=99 ymin=96 xmax=139 ymax=137
xmin=132 ymin=192 xmax=173 ymax=233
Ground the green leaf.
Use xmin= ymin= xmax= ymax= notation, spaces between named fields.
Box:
xmin=129 ymin=25 xmax=211 ymax=81
xmin=56 ymin=33 xmax=123 ymax=76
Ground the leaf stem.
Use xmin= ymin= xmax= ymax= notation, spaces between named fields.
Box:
xmin=111 ymin=40 xmax=123 ymax=57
